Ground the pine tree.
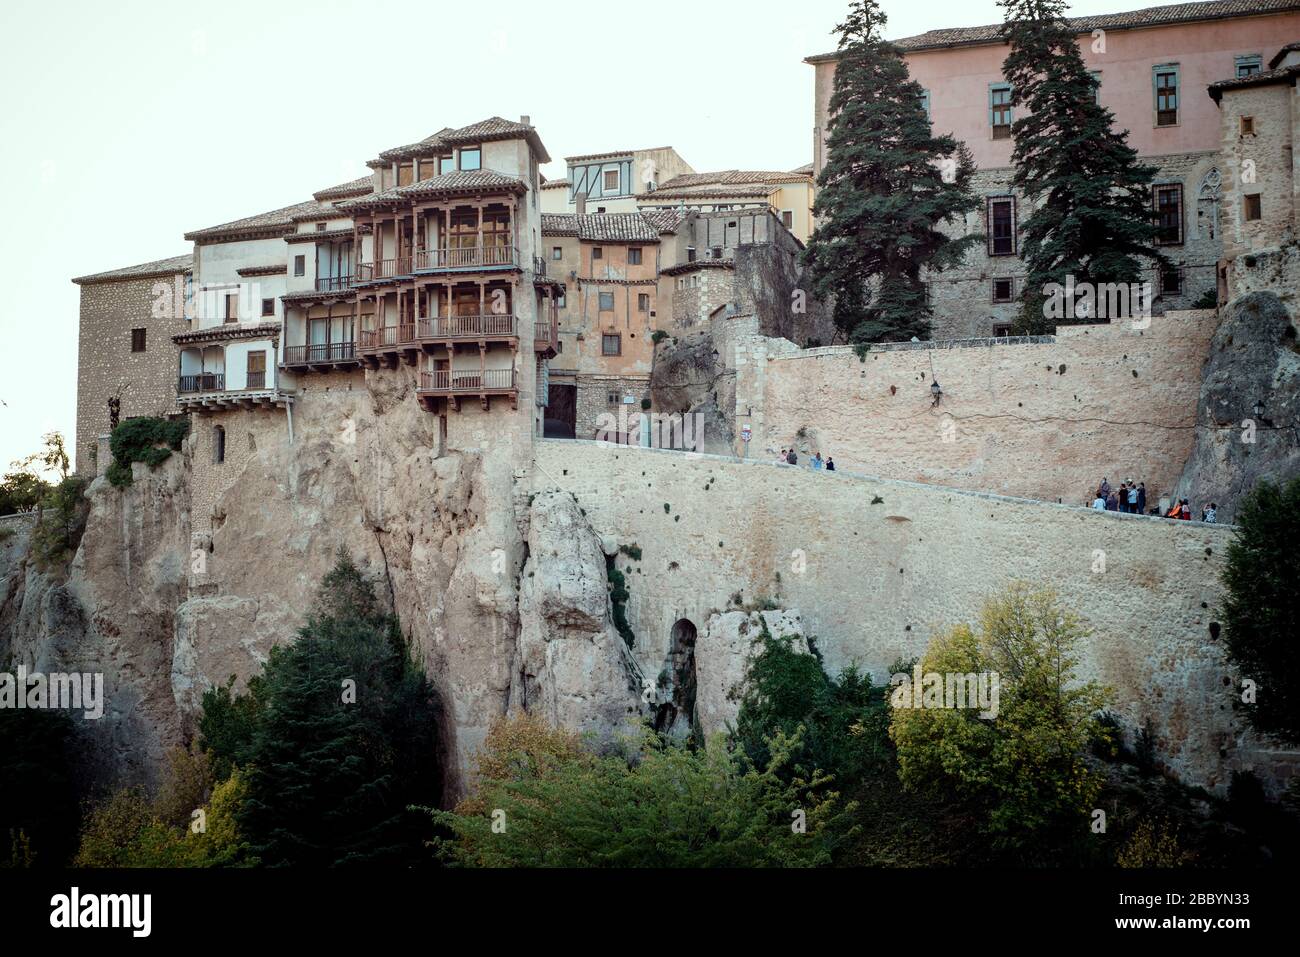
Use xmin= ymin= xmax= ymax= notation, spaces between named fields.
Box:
xmin=805 ymin=0 xmax=979 ymax=346
xmin=999 ymin=0 xmax=1166 ymax=333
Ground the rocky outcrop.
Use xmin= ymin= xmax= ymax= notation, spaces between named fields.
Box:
xmin=1174 ymin=291 xmax=1300 ymax=521
xmin=649 ymin=330 xmax=736 ymax=455
xmin=695 ymin=608 xmax=807 ymax=741
xmin=510 ymin=490 xmax=643 ymax=743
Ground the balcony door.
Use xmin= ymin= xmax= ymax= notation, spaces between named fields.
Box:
xmin=246 ymin=351 xmax=266 ymax=390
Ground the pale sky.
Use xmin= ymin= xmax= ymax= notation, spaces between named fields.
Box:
xmin=0 ymin=0 xmax=1167 ymax=473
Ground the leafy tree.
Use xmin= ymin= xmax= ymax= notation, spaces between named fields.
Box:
xmin=0 ymin=471 xmax=50 ymax=517
xmin=30 ymin=475 xmax=89 ymax=571
xmin=999 ymin=0 xmax=1164 ymax=333
xmin=731 ymin=624 xmax=891 ymax=782
xmin=804 ymin=0 xmax=979 ymax=346
xmin=0 ymin=709 xmax=80 ymax=867
xmin=199 ymin=548 xmax=441 ymax=867
xmin=1220 ymin=477 xmax=1300 ymax=744
xmin=889 ymin=584 xmax=1111 ymax=844
xmin=425 ymin=718 xmax=851 ymax=868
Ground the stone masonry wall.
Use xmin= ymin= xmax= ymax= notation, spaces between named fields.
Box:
xmin=533 ymin=439 xmax=1296 ymax=793
xmin=75 ymin=274 xmax=189 ymax=474
xmin=735 ymin=310 xmax=1218 ymax=506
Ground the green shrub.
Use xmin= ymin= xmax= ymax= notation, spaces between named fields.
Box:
xmin=30 ymin=476 xmax=89 ymax=571
xmin=107 ymin=417 xmax=189 ymax=488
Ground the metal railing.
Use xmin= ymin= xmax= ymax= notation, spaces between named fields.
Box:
xmin=418 ymin=368 xmax=516 ymax=392
xmin=283 ymin=342 xmax=357 ymax=365
xmin=419 ymin=314 xmax=517 ymax=339
xmin=178 ymin=373 xmax=225 ymax=393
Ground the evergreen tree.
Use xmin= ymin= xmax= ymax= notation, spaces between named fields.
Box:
xmin=999 ymin=0 xmax=1166 ymax=333
xmin=1220 ymin=477 xmax=1300 ymax=745
xmin=804 ymin=0 xmax=979 ymax=346
xmin=199 ymin=548 xmax=441 ymax=866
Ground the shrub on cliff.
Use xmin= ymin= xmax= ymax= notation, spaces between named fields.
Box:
xmin=423 ymin=718 xmax=851 ymax=867
xmin=0 ymin=709 xmax=80 ymax=867
xmin=889 ymin=584 xmax=1111 ymax=845
xmin=1220 ymin=476 xmax=1300 ymax=744
xmin=106 ymin=416 xmax=189 ymax=488
xmin=199 ymin=548 xmax=441 ymax=867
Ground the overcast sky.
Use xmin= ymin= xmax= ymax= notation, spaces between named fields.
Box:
xmin=0 ymin=0 xmax=1165 ymax=473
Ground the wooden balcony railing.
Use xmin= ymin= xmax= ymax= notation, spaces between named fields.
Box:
xmin=355 ymin=257 xmax=413 ymax=282
xmin=315 ymin=275 xmax=353 ymax=292
xmin=419 ymin=314 xmax=517 ymax=339
xmin=284 ymin=342 xmax=357 ymax=365
xmin=418 ymin=368 xmax=516 ymax=393
xmin=359 ymin=323 xmax=418 ymax=350
xmin=414 ymin=245 xmax=519 ymax=270
xmin=178 ymin=373 xmax=225 ymax=394
xmin=246 ymin=371 xmax=266 ymax=390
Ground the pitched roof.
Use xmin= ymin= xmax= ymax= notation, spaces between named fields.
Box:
xmin=312 ymin=176 xmax=374 ymax=201
xmin=371 ymin=128 xmax=453 ymax=166
xmin=541 ymin=178 xmax=570 ymax=189
xmin=1270 ymin=40 xmax=1300 ymax=67
xmin=641 ymin=208 xmax=691 ymax=234
xmin=72 ymin=253 xmax=193 ymax=285
xmin=1208 ymin=62 xmax=1300 ymax=100
xmin=639 ymin=169 xmax=810 ymax=201
xmin=540 ymin=212 xmax=668 ymax=242
xmin=805 ymin=0 xmax=1300 ymax=61
xmin=789 ymin=162 xmax=815 ymax=175
xmin=369 ymin=117 xmax=551 ymax=166
xmin=338 ymin=169 xmax=527 ymax=210
xmin=185 ymin=199 xmax=334 ymax=243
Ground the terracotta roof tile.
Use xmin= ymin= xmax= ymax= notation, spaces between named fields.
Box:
xmin=338 ymin=169 xmax=527 ymax=210
xmin=72 ymin=253 xmax=193 ymax=285
xmin=185 ymin=200 xmax=332 ymax=243
xmin=312 ymin=176 xmax=374 ymax=201
xmin=540 ymin=213 xmax=664 ymax=242
xmin=1208 ymin=62 xmax=1300 ymax=99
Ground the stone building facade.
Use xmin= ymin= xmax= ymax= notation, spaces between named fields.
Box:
xmin=71 ymin=256 xmax=193 ymax=474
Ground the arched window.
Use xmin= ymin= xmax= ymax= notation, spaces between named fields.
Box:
xmin=213 ymin=425 xmax=225 ymax=464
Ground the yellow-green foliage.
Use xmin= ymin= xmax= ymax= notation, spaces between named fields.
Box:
xmin=889 ymin=583 xmax=1112 ymax=839
xmin=74 ymin=747 xmax=254 ymax=868
xmin=1117 ymin=817 xmax=1192 ymax=868
xmin=427 ymin=715 xmax=853 ymax=867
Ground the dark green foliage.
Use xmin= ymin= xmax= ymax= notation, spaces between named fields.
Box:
xmin=1134 ymin=718 xmax=1157 ymax=775
xmin=106 ymin=417 xmax=189 ymax=487
xmin=0 ymin=470 xmax=49 ymax=516
xmin=30 ymin=476 xmax=89 ymax=571
xmin=198 ymin=548 xmax=441 ymax=866
xmin=1220 ymin=477 xmax=1300 ymax=744
xmin=0 ymin=709 xmax=80 ymax=867
xmin=732 ymin=624 xmax=891 ymax=782
xmin=604 ymin=555 xmax=635 ymax=648
xmin=804 ymin=0 xmax=979 ymax=346
xmin=618 ymin=543 xmax=642 ymax=561
xmin=999 ymin=0 xmax=1165 ymax=333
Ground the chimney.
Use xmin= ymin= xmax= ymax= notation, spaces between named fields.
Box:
xmin=520 ymin=114 xmax=531 ymax=126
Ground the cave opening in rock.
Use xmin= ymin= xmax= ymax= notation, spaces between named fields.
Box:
xmin=653 ymin=617 xmax=698 ymax=740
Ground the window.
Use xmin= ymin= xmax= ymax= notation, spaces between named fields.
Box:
xmin=315 ymin=221 xmax=328 ymax=231
xmin=458 ymin=147 xmax=481 ymax=171
xmin=628 ymin=247 xmax=642 ymax=265
xmin=224 ymin=292 xmax=239 ymax=323
xmin=294 ymin=255 xmax=305 ymax=277
xmin=592 ymin=246 xmax=603 ymax=260
xmin=246 ymin=351 xmax=266 ymax=389
xmin=781 ymin=210 xmax=793 ymax=230
xmin=598 ymin=291 xmax=615 ymax=311
xmin=687 ymin=247 xmax=696 ymax=262
xmin=919 ymin=89 xmax=930 ymax=119
xmin=1244 ymin=193 xmax=1262 ymax=221
xmin=1153 ymin=184 xmax=1184 ymax=245
xmin=261 ymin=298 xmax=274 ymax=317
xmin=1159 ymin=266 xmax=1183 ymax=296
xmin=992 ymin=277 xmax=1014 ymax=303
xmin=1089 ymin=70 xmax=1102 ymax=103
xmin=1240 ymin=115 xmax=1256 ymax=136
xmin=552 ymin=246 xmax=562 ymax=260
xmin=638 ymin=293 xmax=650 ymax=312
xmin=213 ymin=425 xmax=225 ymax=465
xmin=711 ymin=246 xmax=722 ymax=259
xmin=1235 ymin=54 xmax=1263 ymax=78
xmin=987 ymin=197 xmax=1016 ymax=256
xmin=439 ymin=155 xmax=454 ymax=175
xmin=1154 ymin=65 xmax=1179 ymax=126
xmin=993 ymin=323 xmax=1013 ymax=337
xmin=130 ymin=328 xmax=146 ymax=352
xmin=602 ymin=333 xmax=621 ymax=355
xmin=989 ymin=84 xmax=1012 ymax=139
xmin=556 ymin=290 xmax=566 ymax=308
xmin=602 ymin=168 xmax=620 ymax=192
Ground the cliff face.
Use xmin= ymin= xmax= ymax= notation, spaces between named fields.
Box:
xmin=2 ymin=368 xmax=643 ymax=804
xmin=1174 ymin=291 xmax=1300 ymax=521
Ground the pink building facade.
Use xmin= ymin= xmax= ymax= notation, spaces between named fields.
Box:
xmin=807 ymin=0 xmax=1300 ymax=337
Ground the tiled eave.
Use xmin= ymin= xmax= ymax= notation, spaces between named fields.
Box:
xmin=172 ymin=322 xmax=281 ymax=346
xmin=237 ymin=264 xmax=287 ymax=277
xmin=661 ymin=259 xmax=735 ymax=277
xmin=281 ymin=288 xmax=356 ymax=303
xmin=286 ymin=228 xmax=355 ymax=244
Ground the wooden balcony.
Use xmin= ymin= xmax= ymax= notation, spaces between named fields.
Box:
xmin=420 ymin=314 xmax=517 ymax=340
xmin=178 ymin=373 xmax=224 ymax=394
xmin=314 ymin=275 xmax=353 ymax=292
xmin=282 ymin=341 xmax=359 ymax=370
xmin=417 ymin=367 xmax=517 ymax=411
xmin=533 ymin=319 xmax=558 ymax=356
xmin=358 ymin=316 xmax=519 ymax=369
xmin=415 ymin=245 xmax=519 ymax=272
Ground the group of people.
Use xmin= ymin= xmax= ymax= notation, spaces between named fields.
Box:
xmin=775 ymin=448 xmax=836 ymax=472
xmin=1088 ymin=477 xmax=1217 ymax=523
